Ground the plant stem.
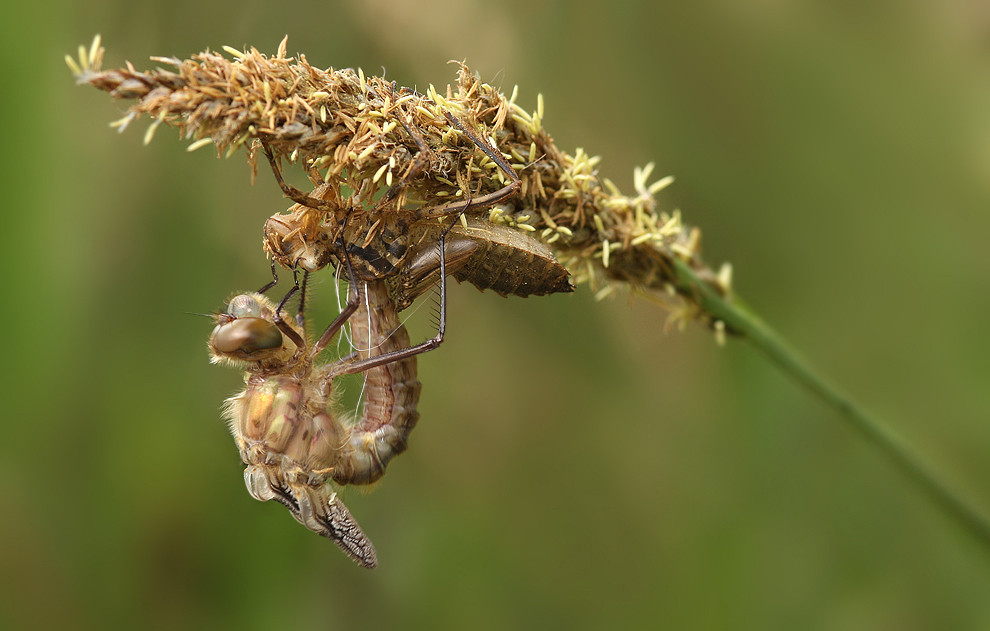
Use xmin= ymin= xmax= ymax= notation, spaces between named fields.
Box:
xmin=671 ymin=258 xmax=990 ymax=550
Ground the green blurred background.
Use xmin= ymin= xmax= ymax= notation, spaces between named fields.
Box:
xmin=4 ymin=0 xmax=990 ymax=628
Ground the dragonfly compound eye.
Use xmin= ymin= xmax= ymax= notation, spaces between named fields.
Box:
xmin=211 ymin=317 xmax=284 ymax=356
xmin=226 ymin=294 xmax=266 ymax=319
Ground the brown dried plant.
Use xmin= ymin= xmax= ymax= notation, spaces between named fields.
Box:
xmin=68 ymin=36 xmax=732 ymax=335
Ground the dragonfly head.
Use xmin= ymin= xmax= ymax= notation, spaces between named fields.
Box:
xmin=208 ymin=293 xmax=299 ymax=366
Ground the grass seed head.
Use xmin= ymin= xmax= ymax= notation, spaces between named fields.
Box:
xmin=71 ymin=36 xmax=732 ymax=330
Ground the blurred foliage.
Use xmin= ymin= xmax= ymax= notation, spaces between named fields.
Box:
xmin=3 ymin=0 xmax=990 ymax=628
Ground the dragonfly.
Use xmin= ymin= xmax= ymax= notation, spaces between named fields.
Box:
xmin=208 ymin=238 xmax=456 ymax=568
xmin=209 ymin=109 xmax=573 ymax=568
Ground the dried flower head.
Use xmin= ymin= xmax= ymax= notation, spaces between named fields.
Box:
xmin=69 ymin=35 xmax=733 ymax=331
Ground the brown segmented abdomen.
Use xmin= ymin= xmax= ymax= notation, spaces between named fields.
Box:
xmin=328 ymin=281 xmax=422 ymax=485
xmin=452 ymin=220 xmax=574 ymax=297
xmin=392 ymin=218 xmax=573 ymax=309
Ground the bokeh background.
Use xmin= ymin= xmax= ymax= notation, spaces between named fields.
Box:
xmin=5 ymin=0 xmax=990 ymax=628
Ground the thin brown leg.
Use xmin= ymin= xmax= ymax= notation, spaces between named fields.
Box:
xmin=443 ymin=110 xmax=519 ymax=183
xmin=373 ymin=114 xmax=435 ymax=210
xmin=328 ymin=217 xmax=456 ymax=377
xmin=412 ymin=110 xmax=521 ymax=222
xmin=270 ymin=270 xmax=306 ymax=350
xmin=309 ymin=213 xmax=363 ymax=359
xmin=262 ymin=142 xmax=337 ymax=211
xmin=257 ymin=259 xmax=280 ymax=294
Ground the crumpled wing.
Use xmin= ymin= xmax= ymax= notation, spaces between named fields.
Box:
xmin=244 ymin=465 xmax=378 ymax=568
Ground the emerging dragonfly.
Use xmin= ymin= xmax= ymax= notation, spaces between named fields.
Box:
xmin=209 ymin=109 xmax=574 ymax=568
xmin=208 ymin=243 xmax=454 ymax=568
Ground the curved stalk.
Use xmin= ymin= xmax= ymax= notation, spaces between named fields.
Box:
xmin=671 ymin=257 xmax=990 ymax=550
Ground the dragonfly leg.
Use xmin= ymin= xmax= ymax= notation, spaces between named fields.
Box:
xmin=256 ymin=259 xmax=280 ymax=295
xmin=372 ymin=113 xmax=435 ymax=211
xmin=269 ymin=269 xmax=307 ymax=350
xmin=328 ymin=220 xmax=455 ymax=377
xmin=412 ymin=110 xmax=521 ymax=222
xmin=309 ymin=213 xmax=365 ymax=359
xmin=262 ymin=141 xmax=337 ymax=211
